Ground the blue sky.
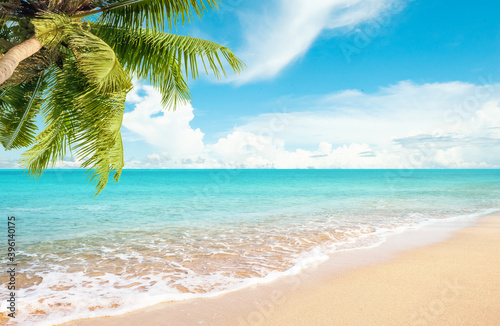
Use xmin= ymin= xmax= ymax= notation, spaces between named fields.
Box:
xmin=2 ymin=0 xmax=500 ymax=168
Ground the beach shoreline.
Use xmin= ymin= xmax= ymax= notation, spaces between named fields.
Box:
xmin=61 ymin=212 xmax=500 ymax=326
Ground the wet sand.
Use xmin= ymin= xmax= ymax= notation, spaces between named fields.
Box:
xmin=62 ymin=214 xmax=500 ymax=326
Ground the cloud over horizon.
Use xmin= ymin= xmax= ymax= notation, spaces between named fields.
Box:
xmin=120 ymin=80 xmax=500 ymax=169
xmin=5 ymin=80 xmax=497 ymax=170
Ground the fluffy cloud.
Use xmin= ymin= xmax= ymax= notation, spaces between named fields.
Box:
xmin=122 ymin=80 xmax=500 ymax=169
xmin=236 ymin=81 xmax=495 ymax=148
xmin=234 ymin=0 xmax=405 ymax=83
xmin=4 ymin=80 xmax=492 ymax=169
xmin=122 ymin=84 xmax=205 ymax=159
xmin=210 ymin=132 xmax=401 ymax=168
xmin=6 ymin=80 xmax=497 ymax=170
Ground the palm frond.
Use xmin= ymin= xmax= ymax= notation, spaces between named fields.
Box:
xmin=32 ymin=13 xmax=73 ymax=48
xmin=21 ymin=66 xmax=73 ymax=175
xmin=68 ymin=26 xmax=132 ymax=94
xmin=3 ymin=70 xmax=44 ymax=149
xmin=32 ymin=13 xmax=132 ymax=94
xmin=0 ymin=19 xmax=11 ymax=40
xmin=71 ymin=88 xmax=126 ymax=194
xmin=0 ymin=1 xmax=24 ymax=20
xmin=22 ymin=57 xmax=126 ymax=195
xmin=80 ymin=0 xmax=218 ymax=31
xmin=92 ymin=24 xmax=244 ymax=107
xmin=0 ymin=72 xmax=48 ymax=149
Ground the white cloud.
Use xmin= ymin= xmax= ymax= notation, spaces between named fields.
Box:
xmin=122 ymin=83 xmax=205 ymax=159
xmin=52 ymin=158 xmax=83 ymax=169
xmin=209 ymin=132 xmax=402 ymax=168
xmin=234 ymin=0 xmax=404 ymax=83
xmin=4 ymin=80 xmax=495 ymax=169
xmin=236 ymin=81 xmax=487 ymax=148
xmin=0 ymin=158 xmax=20 ymax=169
xmin=121 ymin=80 xmax=500 ymax=169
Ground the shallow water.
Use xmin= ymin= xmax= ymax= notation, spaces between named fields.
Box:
xmin=1 ymin=169 xmax=499 ymax=325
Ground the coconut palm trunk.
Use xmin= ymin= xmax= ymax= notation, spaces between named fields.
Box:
xmin=0 ymin=36 xmax=43 ymax=85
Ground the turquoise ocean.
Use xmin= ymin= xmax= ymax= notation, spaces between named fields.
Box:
xmin=1 ymin=169 xmax=500 ymax=325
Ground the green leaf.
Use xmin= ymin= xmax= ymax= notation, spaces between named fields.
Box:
xmin=92 ymin=0 xmax=219 ymax=31
xmin=3 ymin=2 xmax=243 ymax=195
xmin=32 ymin=14 xmax=73 ymax=48
xmin=3 ymin=71 xmax=45 ymax=149
xmin=72 ymin=88 xmax=126 ymax=194
xmin=22 ymin=59 xmax=126 ymax=195
xmin=21 ymin=65 xmax=73 ymax=176
xmin=68 ymin=26 xmax=132 ymax=94
xmin=0 ymin=73 xmax=48 ymax=149
xmin=92 ymin=24 xmax=244 ymax=108
xmin=32 ymin=13 xmax=132 ymax=95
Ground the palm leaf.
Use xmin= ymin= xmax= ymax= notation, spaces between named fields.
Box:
xmin=32 ymin=13 xmax=73 ymax=48
xmin=79 ymin=0 xmax=218 ymax=31
xmin=33 ymin=13 xmax=132 ymax=94
xmin=3 ymin=71 xmax=44 ymax=149
xmin=0 ymin=72 xmax=48 ymax=149
xmin=92 ymin=24 xmax=244 ymax=107
xmin=22 ymin=57 xmax=126 ymax=195
xmin=67 ymin=26 xmax=132 ymax=94
xmin=21 ymin=67 xmax=74 ymax=175
xmin=72 ymin=89 xmax=126 ymax=194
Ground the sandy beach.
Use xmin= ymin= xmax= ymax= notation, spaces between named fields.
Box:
xmin=62 ymin=213 xmax=500 ymax=326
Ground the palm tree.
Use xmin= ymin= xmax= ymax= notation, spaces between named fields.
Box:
xmin=0 ymin=0 xmax=243 ymax=194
